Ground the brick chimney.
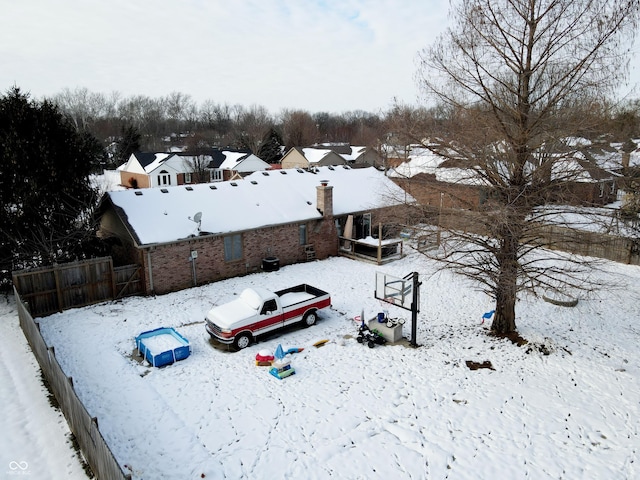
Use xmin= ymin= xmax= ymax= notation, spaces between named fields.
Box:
xmin=316 ymin=180 xmax=333 ymax=217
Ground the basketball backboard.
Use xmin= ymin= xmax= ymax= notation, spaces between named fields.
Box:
xmin=374 ymin=271 xmax=417 ymax=311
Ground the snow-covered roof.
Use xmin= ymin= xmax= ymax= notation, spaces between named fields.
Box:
xmin=218 ymin=151 xmax=248 ymax=168
xmin=340 ymin=146 xmax=367 ymax=162
xmin=301 ymin=148 xmax=333 ymax=163
xmin=588 ymin=149 xmax=622 ymax=171
xmin=388 ymin=143 xmax=621 ymax=184
xmin=106 ymin=166 xmax=411 ymax=245
xmin=563 ymin=136 xmax=592 ymax=148
xmin=142 ymin=153 xmax=174 ymax=173
xmin=435 ymin=167 xmax=488 ymax=186
xmin=120 ymin=152 xmax=180 ymax=175
xmin=388 ymin=147 xmax=447 ymax=178
xmin=219 ymin=153 xmax=269 ymax=172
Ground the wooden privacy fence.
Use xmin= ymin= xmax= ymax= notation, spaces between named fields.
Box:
xmin=531 ymin=224 xmax=640 ymax=265
xmin=14 ymin=287 xmax=131 ymax=480
xmin=432 ymin=209 xmax=640 ymax=266
xmin=12 ymin=257 xmax=142 ymax=317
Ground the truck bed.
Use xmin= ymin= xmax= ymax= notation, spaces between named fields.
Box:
xmin=275 ymin=284 xmax=329 ymax=308
xmin=279 ymin=291 xmax=316 ymax=308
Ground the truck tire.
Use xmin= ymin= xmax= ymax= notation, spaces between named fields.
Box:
xmin=233 ymin=332 xmax=252 ymax=350
xmin=302 ymin=311 xmax=317 ymax=327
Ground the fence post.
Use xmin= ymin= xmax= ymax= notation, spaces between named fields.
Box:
xmin=109 ymin=258 xmax=117 ymax=299
xmin=53 ymin=268 xmax=64 ymax=312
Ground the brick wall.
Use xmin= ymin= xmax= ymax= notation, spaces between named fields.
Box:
xmin=141 ymin=218 xmax=338 ymax=295
xmin=120 ymin=171 xmax=150 ymax=189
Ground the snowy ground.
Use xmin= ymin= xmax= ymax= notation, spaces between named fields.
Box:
xmin=0 ymin=296 xmax=91 ymax=479
xmin=2 ymin=247 xmax=640 ymax=479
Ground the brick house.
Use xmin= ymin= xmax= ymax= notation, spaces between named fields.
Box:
xmin=280 ymin=145 xmax=382 ymax=169
xmin=118 ymin=152 xmax=184 ymax=189
xmin=280 ymin=147 xmax=347 ymax=169
xmin=97 ymin=166 xmax=411 ymax=295
xmin=389 ymin=142 xmax=622 ymax=210
xmin=118 ymin=150 xmax=271 ymax=188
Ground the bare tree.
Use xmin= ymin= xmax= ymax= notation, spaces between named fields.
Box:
xmin=619 ymin=139 xmax=640 ymax=242
xmin=279 ymin=109 xmax=319 ymax=148
xmin=415 ymin=0 xmax=639 ymax=333
xmin=52 ymin=87 xmax=108 ymax=131
xmin=164 ymin=91 xmax=196 ymax=134
xmin=182 ymin=153 xmax=211 ymax=184
xmin=232 ymin=104 xmax=274 ymax=152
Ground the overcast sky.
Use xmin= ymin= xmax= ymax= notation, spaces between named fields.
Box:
xmin=2 ymin=1 xmax=638 ymax=115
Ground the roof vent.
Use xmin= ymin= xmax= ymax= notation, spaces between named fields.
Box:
xmin=280 ymin=170 xmax=288 ymax=175
xmin=185 ymin=186 xmax=194 ymax=191
xmin=209 ymin=185 xmax=217 ymax=190
xmin=230 ymin=182 xmax=238 ymax=186
xmin=296 ymin=168 xmax=304 ymax=173
xmin=328 ymin=166 xmax=335 ymax=170
xmin=251 ymin=180 xmax=258 ymax=185
xmin=262 ymin=171 xmax=270 ymax=176
xmin=161 ymin=188 xmax=168 ymax=193
xmin=134 ymin=191 xmax=143 ymax=196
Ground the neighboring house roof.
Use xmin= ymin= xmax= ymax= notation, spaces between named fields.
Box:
xmin=301 ymin=147 xmax=337 ymax=164
xmin=281 ymin=147 xmax=346 ymax=167
xmin=389 ymin=141 xmax=623 ymax=185
xmin=388 ymin=146 xmax=447 ymax=178
xmin=308 ymin=144 xmax=373 ymax=163
xmin=120 ymin=152 xmax=182 ymax=175
xmin=206 ymin=149 xmax=252 ymax=169
xmin=219 ymin=152 xmax=270 ymax=172
xmin=120 ymin=150 xmax=264 ymax=173
xmin=339 ymin=146 xmax=367 ymax=162
xmin=175 ymin=153 xmax=215 ymax=169
xmin=103 ymin=166 xmax=411 ymax=246
xmin=311 ymin=143 xmax=352 ymax=155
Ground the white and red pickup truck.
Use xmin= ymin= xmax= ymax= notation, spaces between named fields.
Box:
xmin=205 ymin=284 xmax=331 ymax=350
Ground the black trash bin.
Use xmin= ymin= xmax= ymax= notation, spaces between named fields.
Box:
xmin=262 ymin=257 xmax=280 ymax=272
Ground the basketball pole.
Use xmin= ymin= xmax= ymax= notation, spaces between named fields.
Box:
xmin=410 ymin=271 xmax=420 ymax=348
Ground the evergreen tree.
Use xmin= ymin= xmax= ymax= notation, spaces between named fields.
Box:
xmin=113 ymin=123 xmax=141 ymax=167
xmin=257 ymin=127 xmax=284 ymax=164
xmin=0 ymin=87 xmax=106 ymax=289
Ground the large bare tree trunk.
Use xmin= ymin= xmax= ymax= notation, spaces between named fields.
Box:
xmin=492 ymin=236 xmax=519 ymax=333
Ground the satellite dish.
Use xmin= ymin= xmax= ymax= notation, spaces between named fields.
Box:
xmin=188 ymin=212 xmax=203 ymax=232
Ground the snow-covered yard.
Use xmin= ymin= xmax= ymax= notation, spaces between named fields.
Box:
xmin=3 ymin=247 xmax=640 ymax=479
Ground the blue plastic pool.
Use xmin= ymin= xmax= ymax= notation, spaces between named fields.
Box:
xmin=135 ymin=327 xmax=191 ymax=367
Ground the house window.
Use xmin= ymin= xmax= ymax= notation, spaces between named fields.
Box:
xmin=299 ymin=224 xmax=307 ymax=245
xmin=210 ymin=169 xmax=223 ymax=182
xmin=158 ymin=170 xmax=171 ymax=186
xmin=223 ymin=234 xmax=243 ymax=262
xmin=185 ymin=172 xmax=192 ymax=183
